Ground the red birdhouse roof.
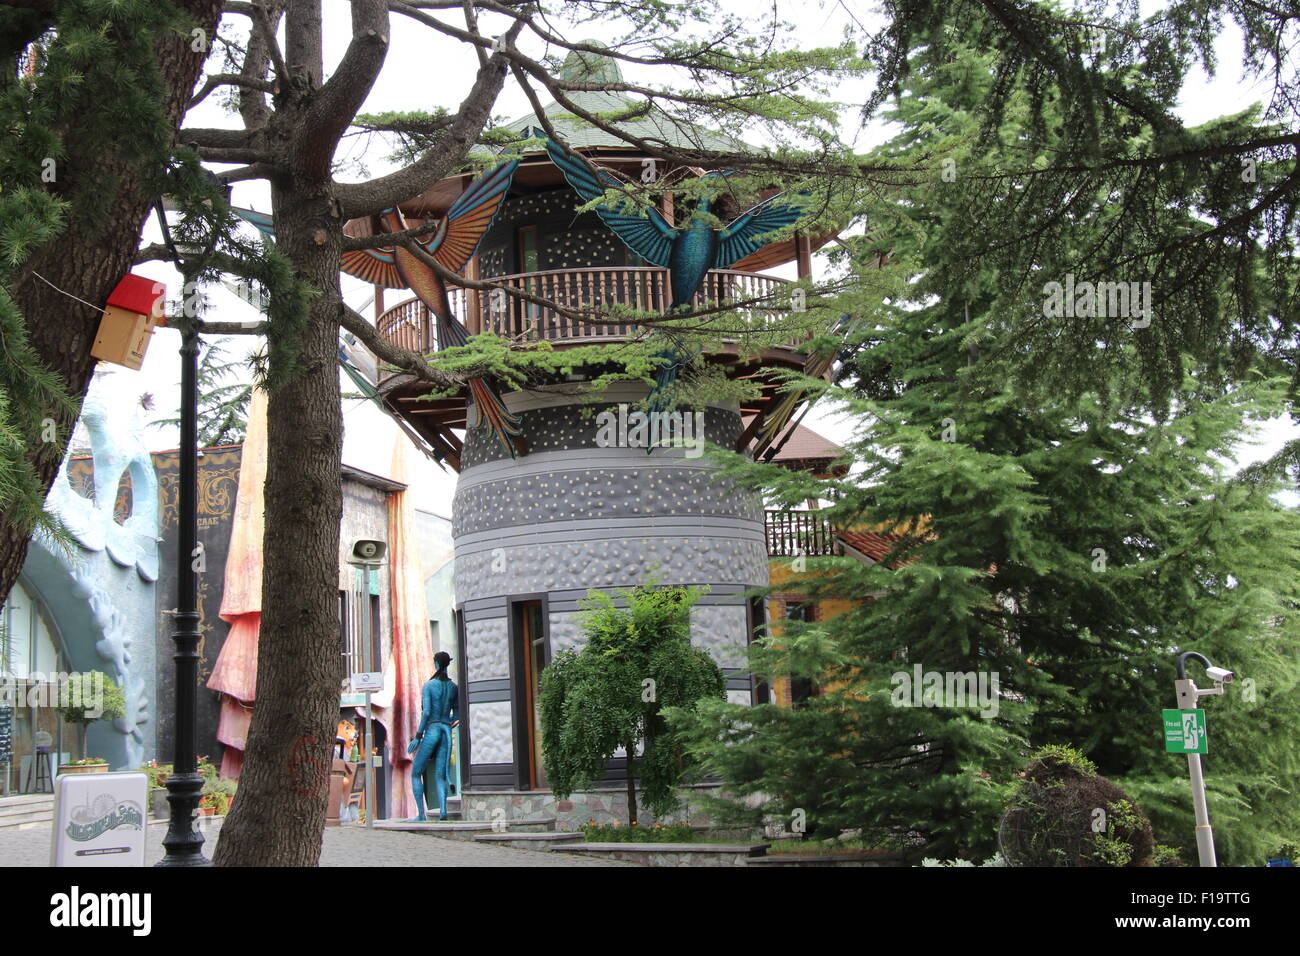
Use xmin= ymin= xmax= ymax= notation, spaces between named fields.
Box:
xmin=106 ymin=273 xmax=165 ymax=316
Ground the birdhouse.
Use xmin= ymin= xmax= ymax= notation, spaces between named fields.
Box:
xmin=91 ymin=273 xmax=166 ymax=370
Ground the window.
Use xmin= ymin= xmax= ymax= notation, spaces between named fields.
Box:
xmin=785 ymin=601 xmax=818 ymax=707
xmin=338 ymin=590 xmax=349 ymax=682
xmin=748 ymin=596 xmax=770 ymax=705
xmin=1 ymin=580 xmax=61 ymax=679
xmin=516 ymin=226 xmax=542 ymax=334
xmin=339 ymin=581 xmax=382 ymax=684
xmin=1 ymin=580 xmax=69 ymax=790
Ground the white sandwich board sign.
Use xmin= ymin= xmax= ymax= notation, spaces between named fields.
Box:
xmin=50 ymin=771 xmax=148 ymax=866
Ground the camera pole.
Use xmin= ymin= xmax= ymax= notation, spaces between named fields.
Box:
xmin=1174 ymin=651 xmax=1224 ymax=867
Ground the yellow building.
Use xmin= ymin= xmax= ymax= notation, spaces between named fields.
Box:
xmin=759 ymin=422 xmax=901 ymax=707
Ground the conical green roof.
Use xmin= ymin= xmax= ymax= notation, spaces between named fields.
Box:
xmin=506 ymin=45 xmax=746 ymax=152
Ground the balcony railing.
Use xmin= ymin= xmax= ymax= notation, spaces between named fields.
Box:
xmin=376 ymin=266 xmax=795 ymax=357
xmin=765 ymin=509 xmax=840 ymax=558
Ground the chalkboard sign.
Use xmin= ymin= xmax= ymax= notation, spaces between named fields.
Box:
xmin=0 ymin=706 xmax=11 ymax=766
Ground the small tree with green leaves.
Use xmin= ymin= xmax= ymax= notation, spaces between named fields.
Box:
xmin=539 ymin=585 xmax=724 ymax=825
xmin=55 ymin=671 xmax=125 ymax=763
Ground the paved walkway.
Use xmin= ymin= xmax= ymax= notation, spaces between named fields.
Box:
xmin=0 ymin=820 xmax=631 ymax=867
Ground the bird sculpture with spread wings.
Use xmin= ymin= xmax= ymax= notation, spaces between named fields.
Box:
xmin=534 ymin=128 xmax=809 ymax=416
xmin=233 ymin=158 xmax=525 ymax=458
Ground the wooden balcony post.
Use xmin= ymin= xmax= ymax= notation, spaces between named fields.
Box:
xmin=795 ymin=232 xmax=813 ymax=280
xmin=466 ymin=256 xmax=482 ymax=336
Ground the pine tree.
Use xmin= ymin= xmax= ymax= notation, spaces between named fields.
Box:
xmin=0 ymin=0 xmax=223 ymax=605
xmin=674 ymin=35 xmax=1300 ymax=863
xmin=152 ymin=339 xmax=254 ymax=447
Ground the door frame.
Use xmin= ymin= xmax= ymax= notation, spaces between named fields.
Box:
xmin=507 ymin=593 xmax=551 ymax=790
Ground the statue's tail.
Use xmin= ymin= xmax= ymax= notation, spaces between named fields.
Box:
xmin=470 ymin=377 xmax=526 ymax=457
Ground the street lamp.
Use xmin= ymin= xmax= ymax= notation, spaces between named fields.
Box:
xmin=152 ymin=179 xmax=241 ymax=866
xmin=1172 ymin=650 xmax=1234 ymax=868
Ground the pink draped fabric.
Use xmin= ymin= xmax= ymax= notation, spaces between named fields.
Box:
xmin=207 ymin=387 xmax=268 ymax=779
xmin=370 ymin=435 xmax=434 ymax=819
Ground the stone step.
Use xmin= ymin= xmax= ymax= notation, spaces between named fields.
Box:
xmin=745 ymin=852 xmax=907 ymax=867
xmin=0 ymin=793 xmax=55 ymax=812
xmin=374 ymin=817 xmax=558 ymax=842
xmin=461 ymin=817 xmax=557 ymax=834
xmin=552 ymin=841 xmax=771 ymax=866
xmin=0 ymin=797 xmax=54 ymax=830
xmin=474 ymin=831 xmax=584 ymax=852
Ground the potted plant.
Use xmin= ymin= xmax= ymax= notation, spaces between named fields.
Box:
xmin=61 ymin=757 xmax=110 ymax=774
xmin=54 ymin=670 xmax=125 ymax=773
xmin=200 ymin=775 xmax=237 ymax=817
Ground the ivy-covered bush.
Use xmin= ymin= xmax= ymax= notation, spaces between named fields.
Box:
xmin=1001 ymin=745 xmax=1155 ymax=867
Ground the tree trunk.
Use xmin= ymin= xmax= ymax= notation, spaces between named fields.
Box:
xmin=212 ymin=187 xmax=344 ymax=866
xmin=0 ymin=0 xmax=222 ymax=607
xmin=625 ymin=741 xmax=638 ymax=827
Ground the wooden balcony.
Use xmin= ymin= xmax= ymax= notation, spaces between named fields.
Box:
xmin=371 ymin=266 xmax=820 ymax=471
xmin=765 ymin=509 xmax=840 ymax=558
xmin=375 ymin=266 xmax=799 ymax=362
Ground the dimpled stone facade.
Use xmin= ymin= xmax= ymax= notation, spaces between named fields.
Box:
xmin=455 ymin=383 xmax=767 ymax=787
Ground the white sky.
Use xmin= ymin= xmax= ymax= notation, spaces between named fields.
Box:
xmin=119 ymin=0 xmax=1296 ymax=516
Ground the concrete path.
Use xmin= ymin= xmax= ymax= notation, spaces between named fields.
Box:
xmin=0 ymin=819 xmax=632 ymax=867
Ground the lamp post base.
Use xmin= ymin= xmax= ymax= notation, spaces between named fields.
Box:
xmin=155 ymin=770 xmax=210 ymax=867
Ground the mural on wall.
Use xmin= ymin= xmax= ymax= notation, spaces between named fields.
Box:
xmin=207 ymin=388 xmax=265 ymax=779
xmin=154 ymin=446 xmax=241 ymax=764
xmin=45 ymin=381 xmax=159 ymax=768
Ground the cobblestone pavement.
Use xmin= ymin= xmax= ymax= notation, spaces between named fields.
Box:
xmin=0 ymin=820 xmax=632 ymax=867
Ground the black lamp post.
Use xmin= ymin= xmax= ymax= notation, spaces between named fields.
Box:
xmin=152 ymin=189 xmax=223 ymax=867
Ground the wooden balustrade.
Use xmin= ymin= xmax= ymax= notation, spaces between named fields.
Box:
xmin=374 ymin=266 xmax=795 ymax=361
xmin=764 ymin=509 xmax=839 ymax=558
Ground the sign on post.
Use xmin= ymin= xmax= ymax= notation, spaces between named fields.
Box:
xmin=1162 ymin=708 xmax=1207 ymax=754
xmin=350 ymin=672 xmax=383 ymax=694
xmin=50 ymin=771 xmax=148 ymax=866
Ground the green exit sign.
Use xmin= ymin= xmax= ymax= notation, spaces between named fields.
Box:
xmin=1163 ymin=709 xmax=1207 ymax=754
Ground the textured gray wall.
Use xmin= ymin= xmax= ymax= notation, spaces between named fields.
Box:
xmin=455 ymin=384 xmax=767 ymax=776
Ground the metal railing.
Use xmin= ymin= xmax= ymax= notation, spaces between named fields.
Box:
xmin=764 ymin=509 xmax=839 ymax=557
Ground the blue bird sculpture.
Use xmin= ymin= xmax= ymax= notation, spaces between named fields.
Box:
xmin=534 ymin=128 xmax=808 ymax=417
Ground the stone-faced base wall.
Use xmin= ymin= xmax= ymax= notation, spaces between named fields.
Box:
xmin=461 ymin=784 xmax=721 ymax=829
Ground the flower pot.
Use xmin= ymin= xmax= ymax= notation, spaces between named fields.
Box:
xmin=150 ymin=788 xmax=170 ymax=819
xmin=200 ymin=807 xmax=216 ymax=817
xmin=59 ymin=763 xmax=108 ymax=775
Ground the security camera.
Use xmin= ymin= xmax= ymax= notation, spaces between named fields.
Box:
xmin=351 ymin=539 xmax=386 ymax=563
xmin=1205 ymin=666 xmax=1234 ymax=684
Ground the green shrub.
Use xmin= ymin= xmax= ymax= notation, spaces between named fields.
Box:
xmin=580 ymin=820 xmax=697 ymax=843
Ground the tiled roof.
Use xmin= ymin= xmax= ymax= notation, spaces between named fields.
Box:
xmin=763 ymin=421 xmax=844 ymax=464
xmin=839 ymin=529 xmax=904 ymax=566
xmin=504 ymin=47 xmax=748 ymax=153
